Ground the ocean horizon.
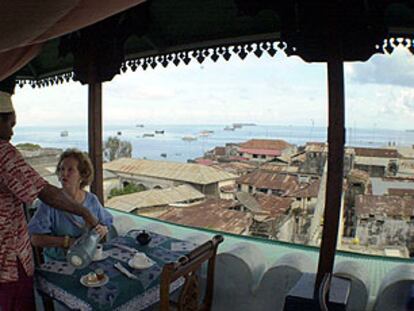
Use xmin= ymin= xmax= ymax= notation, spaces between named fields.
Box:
xmin=12 ymin=124 xmax=414 ymax=163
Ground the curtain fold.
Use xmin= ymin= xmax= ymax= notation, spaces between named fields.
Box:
xmin=0 ymin=0 xmax=146 ymax=80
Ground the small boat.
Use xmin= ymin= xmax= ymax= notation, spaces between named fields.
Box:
xmin=155 ymin=130 xmax=165 ymax=134
xmin=160 ymin=153 xmax=167 ymax=158
xmin=143 ymin=133 xmax=155 ymax=137
xmin=182 ymin=136 xmax=197 ymax=142
xmin=60 ymin=130 xmax=69 ymax=137
xmin=224 ymin=126 xmax=235 ymax=131
xmin=136 ymin=124 xmax=144 ymax=127
xmin=200 ymin=130 xmax=214 ymax=137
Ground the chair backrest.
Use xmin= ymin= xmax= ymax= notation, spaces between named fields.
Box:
xmin=160 ymin=235 xmax=224 ymax=311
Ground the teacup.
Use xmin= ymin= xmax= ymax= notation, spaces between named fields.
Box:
xmin=131 ymin=253 xmax=148 ymax=266
xmin=86 ymin=272 xmax=98 ymax=283
xmin=93 ymin=244 xmax=103 ymax=260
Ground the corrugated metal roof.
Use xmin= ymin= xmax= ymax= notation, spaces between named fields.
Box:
xmin=239 ymin=139 xmax=291 ymax=151
xmin=285 ymin=179 xmax=320 ymax=198
xmin=211 ymin=162 xmax=257 ymax=175
xmin=214 ymin=147 xmax=226 ymax=156
xmin=236 ymin=192 xmax=262 ymax=213
xmin=305 ymin=142 xmax=327 ymax=153
xmin=237 ymin=171 xmax=299 ymax=194
xmin=254 ymin=193 xmax=294 ymax=219
xmin=354 ymin=147 xmax=400 ymax=158
xmin=260 ymin=163 xmax=299 ymax=173
xmin=105 ymin=184 xmax=205 ymax=212
xmin=157 ymin=199 xmax=251 ymax=234
xmin=194 ymin=158 xmax=216 ymax=166
xmin=239 ymin=148 xmax=281 ymax=156
xmin=104 ymin=158 xmax=237 ymax=185
xmin=355 ymin=194 xmax=414 ymax=217
xmin=388 ymin=188 xmax=414 ymax=197
xmin=348 ymin=169 xmax=371 ymax=182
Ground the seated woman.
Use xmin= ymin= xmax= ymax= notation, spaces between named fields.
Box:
xmin=28 ymin=149 xmax=113 ymax=262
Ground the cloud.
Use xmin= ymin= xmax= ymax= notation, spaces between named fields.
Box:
xmin=347 ymin=47 xmax=414 ymax=87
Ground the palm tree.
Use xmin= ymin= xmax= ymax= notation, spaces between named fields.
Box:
xmin=103 ymin=136 xmax=132 ymax=161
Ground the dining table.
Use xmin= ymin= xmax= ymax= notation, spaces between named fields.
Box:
xmin=35 ymin=230 xmax=198 ymax=311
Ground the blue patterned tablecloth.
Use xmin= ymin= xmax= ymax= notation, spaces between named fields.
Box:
xmin=35 ymin=231 xmax=198 ymax=311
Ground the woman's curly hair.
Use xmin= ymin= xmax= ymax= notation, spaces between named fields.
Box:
xmin=56 ymin=149 xmax=94 ymax=189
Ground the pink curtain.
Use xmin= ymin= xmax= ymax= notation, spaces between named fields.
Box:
xmin=0 ymin=0 xmax=146 ymax=81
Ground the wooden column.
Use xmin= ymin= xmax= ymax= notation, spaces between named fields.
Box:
xmin=88 ymin=82 xmax=104 ymax=204
xmin=315 ymin=56 xmax=345 ymax=291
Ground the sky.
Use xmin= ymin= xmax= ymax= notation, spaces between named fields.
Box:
xmin=12 ymin=46 xmax=414 ymax=130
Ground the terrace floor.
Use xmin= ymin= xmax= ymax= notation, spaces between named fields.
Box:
xmin=35 ymin=208 xmax=414 ymax=310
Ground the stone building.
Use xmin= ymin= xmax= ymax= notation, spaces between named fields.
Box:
xmin=104 ymin=158 xmax=237 ymax=199
xmin=237 ymin=139 xmax=294 ymax=163
xmin=236 ymin=170 xmax=300 ymax=196
xmin=353 ymin=147 xmax=400 ymax=177
xmin=355 ymin=194 xmax=414 ymax=254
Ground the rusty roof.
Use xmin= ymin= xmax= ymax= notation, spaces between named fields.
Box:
xmin=285 ymin=179 xmax=320 ymax=198
xmin=220 ymin=184 xmax=237 ymax=193
xmin=104 ymin=158 xmax=237 ymax=185
xmin=211 ymin=161 xmax=257 ymax=175
xmin=388 ymin=188 xmax=414 ymax=197
xmin=355 ymin=195 xmax=414 ymax=217
xmin=254 ymin=193 xmax=294 ymax=220
xmin=214 ymin=147 xmax=226 ymax=156
xmin=291 ymin=152 xmax=306 ymax=163
xmin=239 ymin=147 xmax=281 ymax=156
xmin=105 ymin=184 xmax=205 ymax=212
xmin=239 ymin=139 xmax=291 ymax=151
xmin=157 ymin=199 xmax=252 ymax=235
xmin=305 ymin=142 xmax=328 ymax=153
xmin=237 ymin=171 xmax=299 ymax=194
xmin=353 ymin=147 xmax=400 ymax=158
xmin=348 ymin=169 xmax=371 ymax=182
xmin=259 ymin=163 xmax=299 ymax=174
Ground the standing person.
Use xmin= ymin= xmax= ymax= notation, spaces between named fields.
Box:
xmin=29 ymin=149 xmax=113 ymax=262
xmin=0 ymin=90 xmax=100 ymax=311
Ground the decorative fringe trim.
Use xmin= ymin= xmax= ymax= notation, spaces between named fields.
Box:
xmin=16 ymin=36 xmax=414 ymax=88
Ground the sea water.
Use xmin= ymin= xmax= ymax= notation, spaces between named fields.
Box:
xmin=12 ymin=124 xmax=414 ymax=163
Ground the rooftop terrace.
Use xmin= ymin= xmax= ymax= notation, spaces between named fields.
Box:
xmin=107 ymin=208 xmax=414 ymax=311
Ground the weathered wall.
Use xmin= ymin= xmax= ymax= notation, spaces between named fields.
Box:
xmin=356 ymin=217 xmax=414 ymax=252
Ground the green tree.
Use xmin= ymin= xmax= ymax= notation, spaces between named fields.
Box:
xmin=103 ymin=136 xmax=132 ymax=162
xmin=16 ymin=143 xmax=41 ymax=151
xmin=108 ymin=183 xmax=146 ymax=199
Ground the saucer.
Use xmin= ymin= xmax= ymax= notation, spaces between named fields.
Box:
xmin=92 ymin=252 xmax=109 ymax=262
xmin=128 ymin=257 xmax=154 ymax=269
xmin=80 ymin=273 xmax=109 ymax=288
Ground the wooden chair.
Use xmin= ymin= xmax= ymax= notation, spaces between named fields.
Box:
xmin=160 ymin=235 xmax=224 ymax=311
xmin=24 ymin=203 xmax=55 ymax=311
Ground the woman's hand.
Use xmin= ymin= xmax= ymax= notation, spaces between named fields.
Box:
xmin=94 ymin=224 xmax=109 ymax=239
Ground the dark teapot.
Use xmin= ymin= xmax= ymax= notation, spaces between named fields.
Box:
xmin=136 ymin=230 xmax=152 ymax=245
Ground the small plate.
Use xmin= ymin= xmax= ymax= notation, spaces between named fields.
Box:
xmin=93 ymin=252 xmax=110 ymax=262
xmin=128 ymin=258 xmax=154 ymax=269
xmin=80 ymin=274 xmax=109 ymax=288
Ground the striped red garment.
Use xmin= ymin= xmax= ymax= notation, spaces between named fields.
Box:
xmin=0 ymin=141 xmax=47 ymax=283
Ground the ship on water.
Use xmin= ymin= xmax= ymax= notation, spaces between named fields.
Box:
xmin=182 ymin=135 xmax=197 ymax=142
xmin=224 ymin=125 xmax=235 ymax=131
